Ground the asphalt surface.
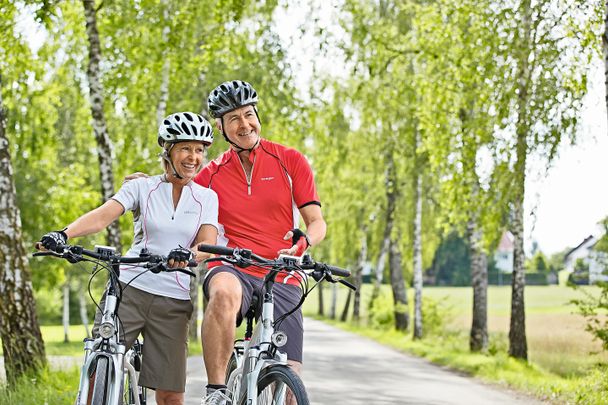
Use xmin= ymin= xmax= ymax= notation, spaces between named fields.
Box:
xmin=151 ymin=318 xmax=544 ymax=405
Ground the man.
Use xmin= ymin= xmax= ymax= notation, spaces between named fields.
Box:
xmin=198 ymin=80 xmax=326 ymax=404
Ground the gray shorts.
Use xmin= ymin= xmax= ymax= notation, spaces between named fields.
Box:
xmin=94 ymin=284 xmax=193 ymax=392
xmin=203 ymin=265 xmax=304 ymax=363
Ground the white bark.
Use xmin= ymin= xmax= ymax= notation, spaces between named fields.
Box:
xmin=412 ymin=172 xmax=423 ymax=339
xmin=0 ymin=72 xmax=46 ymax=382
xmin=62 ymin=281 xmax=70 ymax=343
xmin=82 ymin=0 xmax=121 ymax=249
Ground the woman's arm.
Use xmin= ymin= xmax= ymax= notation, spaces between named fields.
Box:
xmin=191 ymin=224 xmax=219 ymax=262
xmin=64 ymin=200 xmax=125 ymax=239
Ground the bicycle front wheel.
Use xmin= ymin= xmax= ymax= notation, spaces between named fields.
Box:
xmin=90 ymin=356 xmax=109 ymax=405
xmin=255 ymin=365 xmax=309 ymax=405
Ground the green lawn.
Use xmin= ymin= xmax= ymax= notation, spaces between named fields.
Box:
xmin=303 ymin=284 xmax=607 ymax=376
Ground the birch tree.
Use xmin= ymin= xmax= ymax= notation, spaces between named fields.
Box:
xmin=81 ymin=0 xmax=121 ymax=249
xmin=0 ymin=71 xmax=46 ymax=384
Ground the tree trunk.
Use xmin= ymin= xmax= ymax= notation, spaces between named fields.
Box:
xmin=156 ymin=0 xmax=170 ymax=126
xmin=389 ymin=237 xmax=409 ymax=331
xmin=62 ymin=280 xmax=70 ymax=343
xmin=604 ymin=0 xmax=608 ymax=129
xmin=412 ymin=172 xmax=423 ymax=340
xmin=508 ymin=0 xmax=532 ymax=361
xmin=352 ymin=228 xmax=366 ymax=322
xmin=371 ymin=233 xmax=390 ymax=302
xmin=82 ymin=0 xmax=121 ymax=249
xmin=329 ymin=283 xmax=337 ymax=319
xmin=370 ymin=158 xmax=396 ymax=308
xmin=0 ymin=71 xmax=47 ymax=384
xmin=78 ymin=279 xmax=91 ymax=338
xmin=468 ymin=219 xmax=488 ymax=352
xmin=317 ymin=282 xmax=324 ymax=316
xmin=340 ymin=289 xmax=352 ymax=322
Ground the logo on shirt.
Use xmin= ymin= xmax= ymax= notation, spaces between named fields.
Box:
xmin=183 ymin=210 xmax=199 ymax=215
xmin=260 ymin=177 xmax=275 ymax=181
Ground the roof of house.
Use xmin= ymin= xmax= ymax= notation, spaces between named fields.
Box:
xmin=497 ymin=231 xmax=514 ymax=252
xmin=564 ymin=235 xmax=597 ymax=260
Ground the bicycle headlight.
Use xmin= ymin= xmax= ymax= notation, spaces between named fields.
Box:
xmin=99 ymin=322 xmax=115 ymax=339
xmin=271 ymin=331 xmax=288 ymax=348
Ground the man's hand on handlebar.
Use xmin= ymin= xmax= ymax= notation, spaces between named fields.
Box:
xmin=278 ymin=228 xmax=310 ymax=257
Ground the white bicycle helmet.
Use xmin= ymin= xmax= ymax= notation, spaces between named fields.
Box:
xmin=207 ymin=80 xmax=258 ymax=118
xmin=158 ymin=112 xmax=214 ymax=147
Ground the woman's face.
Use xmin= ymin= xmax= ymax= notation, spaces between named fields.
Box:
xmin=167 ymin=141 xmax=206 ymax=179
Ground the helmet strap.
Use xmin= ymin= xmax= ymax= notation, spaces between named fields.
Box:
xmin=160 ymin=145 xmax=184 ymax=180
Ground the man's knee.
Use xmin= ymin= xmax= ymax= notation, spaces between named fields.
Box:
xmin=207 ymin=272 xmax=242 ymax=314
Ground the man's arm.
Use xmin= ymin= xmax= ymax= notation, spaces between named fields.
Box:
xmin=278 ymin=204 xmax=327 ymax=256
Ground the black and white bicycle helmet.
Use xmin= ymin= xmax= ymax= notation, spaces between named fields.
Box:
xmin=158 ymin=112 xmax=214 ymax=147
xmin=207 ymin=80 xmax=258 ymax=118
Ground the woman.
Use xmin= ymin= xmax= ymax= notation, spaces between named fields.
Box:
xmin=37 ymin=112 xmax=218 ymax=405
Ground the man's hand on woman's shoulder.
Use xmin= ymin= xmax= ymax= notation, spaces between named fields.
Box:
xmin=123 ymin=172 xmax=149 ymax=183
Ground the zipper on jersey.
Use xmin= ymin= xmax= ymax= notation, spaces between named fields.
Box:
xmin=238 ymin=155 xmax=255 ymax=196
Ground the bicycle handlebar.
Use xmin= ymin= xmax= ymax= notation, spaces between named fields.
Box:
xmin=34 ymin=244 xmax=197 ymax=276
xmin=197 ymin=244 xmax=355 ymax=289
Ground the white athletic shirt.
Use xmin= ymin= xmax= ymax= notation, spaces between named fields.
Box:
xmin=111 ymin=175 xmax=219 ymax=300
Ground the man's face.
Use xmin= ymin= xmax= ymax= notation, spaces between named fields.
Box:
xmin=218 ymin=105 xmax=261 ymax=150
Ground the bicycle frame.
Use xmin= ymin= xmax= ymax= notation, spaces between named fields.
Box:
xmin=76 ymin=262 xmax=139 ymax=405
xmin=229 ymin=269 xmax=290 ymax=405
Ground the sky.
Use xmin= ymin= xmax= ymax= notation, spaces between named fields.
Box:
xmin=524 ymin=60 xmax=608 ymax=255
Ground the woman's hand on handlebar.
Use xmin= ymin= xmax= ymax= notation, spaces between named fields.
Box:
xmin=167 ymin=247 xmax=194 ymax=269
xmin=35 ymin=230 xmax=68 ymax=252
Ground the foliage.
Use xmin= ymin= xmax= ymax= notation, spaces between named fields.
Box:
xmin=571 ymin=282 xmax=608 ymax=351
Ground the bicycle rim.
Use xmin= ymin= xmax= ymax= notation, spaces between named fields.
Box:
xmin=255 ymin=365 xmax=309 ymax=405
xmin=90 ymin=356 xmax=109 ymax=405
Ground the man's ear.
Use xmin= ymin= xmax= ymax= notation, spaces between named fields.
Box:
xmin=215 ymin=119 xmax=223 ymax=132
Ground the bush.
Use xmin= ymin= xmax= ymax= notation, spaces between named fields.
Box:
xmin=367 ymin=293 xmax=449 ymax=336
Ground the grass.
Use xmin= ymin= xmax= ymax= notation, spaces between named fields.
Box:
xmin=0 ymin=367 xmax=79 ymax=405
xmin=302 ymin=284 xmax=608 ymax=404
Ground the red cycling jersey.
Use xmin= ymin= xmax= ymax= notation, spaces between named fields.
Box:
xmin=194 ymin=138 xmax=320 ymax=285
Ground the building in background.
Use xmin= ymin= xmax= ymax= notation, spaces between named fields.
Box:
xmin=564 ymin=235 xmax=608 ymax=284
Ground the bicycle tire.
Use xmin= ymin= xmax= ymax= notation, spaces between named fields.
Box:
xmin=225 ymin=353 xmax=242 ymax=403
xmin=90 ymin=356 xmax=109 ymax=405
xmin=254 ymin=365 xmax=309 ymax=405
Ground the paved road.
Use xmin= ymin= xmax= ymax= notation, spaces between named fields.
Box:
xmin=154 ymin=318 xmax=543 ymax=405
xmin=1 ymin=319 xmax=543 ymax=404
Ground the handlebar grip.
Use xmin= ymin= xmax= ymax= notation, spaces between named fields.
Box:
xmin=187 ymin=260 xmax=198 ymax=268
xmin=325 ymin=264 xmax=351 ymax=278
xmin=197 ymin=244 xmax=235 ymax=256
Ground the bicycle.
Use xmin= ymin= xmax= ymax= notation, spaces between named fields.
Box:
xmin=197 ymin=244 xmax=356 ymax=405
xmin=34 ymin=243 xmax=197 ymax=405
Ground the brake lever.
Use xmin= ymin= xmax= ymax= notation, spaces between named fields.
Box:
xmin=338 ymin=278 xmax=357 ymax=291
